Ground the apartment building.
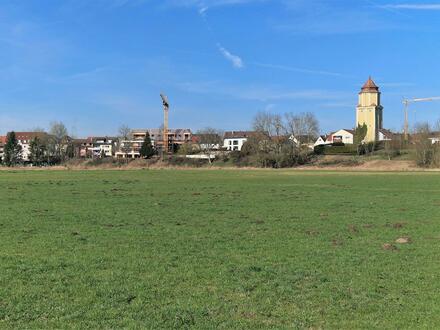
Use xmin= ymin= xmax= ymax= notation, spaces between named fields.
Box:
xmin=0 ymin=136 xmax=6 ymax=160
xmin=223 ymin=131 xmax=255 ymax=151
xmin=72 ymin=137 xmax=117 ymax=158
xmin=115 ymin=128 xmax=192 ymax=158
xmin=13 ymin=132 xmax=51 ymax=161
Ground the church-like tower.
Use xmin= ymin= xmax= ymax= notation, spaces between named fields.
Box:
xmin=356 ymin=77 xmax=383 ymax=142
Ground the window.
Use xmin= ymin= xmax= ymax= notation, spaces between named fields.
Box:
xmin=233 ymin=140 xmax=238 ymax=145
xmin=229 ymin=141 xmax=232 ymax=145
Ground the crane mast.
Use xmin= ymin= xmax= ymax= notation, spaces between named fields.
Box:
xmin=160 ymin=93 xmax=169 ymax=154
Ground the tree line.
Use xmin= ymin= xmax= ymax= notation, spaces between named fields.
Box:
xmin=230 ymin=111 xmax=319 ymax=168
xmin=3 ymin=122 xmax=73 ymax=166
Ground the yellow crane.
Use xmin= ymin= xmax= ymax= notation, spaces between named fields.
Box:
xmin=403 ymin=96 xmax=440 ymax=139
xmin=160 ymin=93 xmax=169 ymax=154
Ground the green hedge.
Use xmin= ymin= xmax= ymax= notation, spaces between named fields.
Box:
xmin=314 ymin=144 xmax=358 ymax=155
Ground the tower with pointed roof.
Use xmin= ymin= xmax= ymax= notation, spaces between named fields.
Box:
xmin=356 ymin=77 xmax=383 ymax=142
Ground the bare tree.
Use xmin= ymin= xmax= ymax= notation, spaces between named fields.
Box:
xmin=48 ymin=121 xmax=69 ymax=162
xmin=384 ymin=135 xmax=402 ymax=160
xmin=196 ymin=128 xmax=223 ymax=163
xmin=413 ymin=122 xmax=436 ymax=167
xmin=30 ymin=126 xmax=46 ymax=133
xmin=49 ymin=121 xmax=68 ymax=140
xmin=285 ymin=112 xmax=319 ymax=146
xmin=303 ymin=112 xmax=319 ymax=142
xmin=252 ymin=112 xmax=289 ymax=167
xmin=253 ymin=112 xmax=272 ymax=137
xmin=118 ymin=125 xmax=131 ymax=140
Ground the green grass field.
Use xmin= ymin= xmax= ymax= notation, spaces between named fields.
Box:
xmin=1 ymin=169 xmax=440 ymax=328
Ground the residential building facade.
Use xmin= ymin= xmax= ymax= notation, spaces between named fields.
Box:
xmin=327 ymin=129 xmax=354 ymax=145
xmin=116 ymin=128 xmax=192 ymax=158
xmin=223 ymin=131 xmax=254 ymax=151
xmin=14 ymin=132 xmax=50 ymax=161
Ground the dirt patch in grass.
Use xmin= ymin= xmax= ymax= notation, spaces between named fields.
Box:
xmin=396 ymin=237 xmax=412 ymax=244
xmin=382 ymin=243 xmax=398 ymax=251
xmin=347 ymin=224 xmax=358 ymax=234
xmin=332 ymin=239 xmax=343 ymax=247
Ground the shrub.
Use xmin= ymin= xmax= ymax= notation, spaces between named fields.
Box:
xmin=316 ymin=145 xmax=357 ymax=155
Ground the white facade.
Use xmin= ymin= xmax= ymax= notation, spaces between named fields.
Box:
xmin=18 ymin=140 xmax=32 ymax=161
xmin=14 ymin=133 xmax=50 ymax=162
xmin=115 ymin=140 xmax=141 ymax=159
xmin=223 ymin=138 xmax=247 ymax=151
xmin=330 ymin=129 xmax=354 ymax=145
xmin=378 ymin=130 xmax=393 ymax=142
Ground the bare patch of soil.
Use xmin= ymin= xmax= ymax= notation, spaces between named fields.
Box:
xmin=332 ymin=239 xmax=343 ymax=247
xmin=347 ymin=224 xmax=358 ymax=234
xmin=396 ymin=237 xmax=412 ymax=244
xmin=382 ymin=243 xmax=398 ymax=251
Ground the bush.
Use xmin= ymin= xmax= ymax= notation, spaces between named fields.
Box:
xmin=315 ymin=145 xmax=357 ymax=155
xmin=166 ymin=156 xmax=207 ymax=167
xmin=314 ymin=145 xmax=325 ymax=155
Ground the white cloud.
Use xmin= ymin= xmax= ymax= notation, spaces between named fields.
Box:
xmin=381 ymin=4 xmax=440 ymax=10
xmin=217 ymin=44 xmax=244 ymax=68
xmin=254 ymin=62 xmax=346 ymax=77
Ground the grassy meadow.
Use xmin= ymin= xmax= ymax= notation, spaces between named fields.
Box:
xmin=1 ymin=169 xmax=440 ymax=328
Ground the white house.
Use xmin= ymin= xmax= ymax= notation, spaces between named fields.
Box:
xmin=314 ymin=135 xmax=331 ymax=147
xmin=223 ymin=131 xmax=255 ymax=151
xmin=289 ymin=135 xmax=317 ymax=149
xmin=327 ymin=129 xmax=354 ymax=145
xmin=14 ymin=132 xmax=50 ymax=161
xmin=378 ymin=129 xmax=394 ymax=141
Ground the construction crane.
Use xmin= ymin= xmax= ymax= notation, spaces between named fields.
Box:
xmin=403 ymin=96 xmax=440 ymax=139
xmin=160 ymin=93 xmax=169 ymax=154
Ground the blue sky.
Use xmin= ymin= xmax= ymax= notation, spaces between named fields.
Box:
xmin=1 ymin=0 xmax=440 ymax=136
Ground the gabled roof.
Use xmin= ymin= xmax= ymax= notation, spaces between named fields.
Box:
xmin=11 ymin=132 xmax=49 ymax=141
xmin=332 ymin=128 xmax=354 ymax=135
xmin=379 ymin=128 xmax=394 ymax=139
xmin=361 ymin=76 xmax=379 ymax=93
xmin=224 ymin=131 xmax=256 ymax=139
xmin=71 ymin=138 xmax=89 ymax=145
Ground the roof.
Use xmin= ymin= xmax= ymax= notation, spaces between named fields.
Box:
xmin=192 ymin=133 xmax=221 ymax=143
xmin=132 ymin=128 xmax=192 ymax=142
xmin=87 ymin=136 xmax=117 ymax=143
xmin=132 ymin=128 xmax=192 ymax=135
xmin=71 ymin=138 xmax=89 ymax=145
xmin=0 ymin=136 xmax=6 ymax=145
xmin=379 ymin=128 xmax=395 ymax=139
xmin=10 ymin=132 xmax=49 ymax=141
xmin=361 ymin=76 xmax=379 ymax=93
xmin=224 ymin=131 xmax=256 ymax=139
xmin=333 ymin=128 xmax=354 ymax=135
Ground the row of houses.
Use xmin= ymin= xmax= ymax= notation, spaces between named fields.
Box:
xmin=221 ymin=128 xmax=397 ymax=152
xmin=0 ymin=129 xmax=193 ymax=161
xmin=1 ymin=127 xmax=438 ymax=162
xmin=314 ymin=128 xmax=395 ymax=147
